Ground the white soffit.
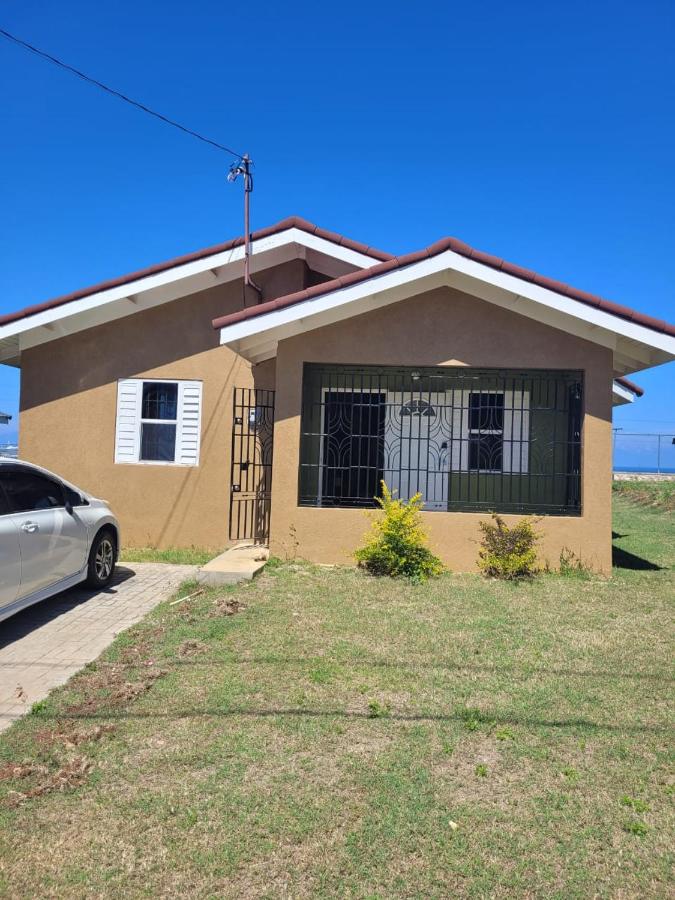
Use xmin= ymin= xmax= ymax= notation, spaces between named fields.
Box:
xmin=0 ymin=228 xmax=377 ymax=366
xmin=221 ymin=249 xmax=675 ymax=373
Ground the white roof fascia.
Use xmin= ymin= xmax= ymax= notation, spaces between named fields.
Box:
xmin=612 ymin=382 xmax=636 ymax=405
xmin=219 ymin=249 xmax=675 ymax=371
xmin=0 ymin=228 xmax=378 ymax=361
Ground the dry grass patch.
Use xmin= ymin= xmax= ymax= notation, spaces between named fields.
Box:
xmin=613 ymin=479 xmax=675 ymax=512
xmin=5 ymin=756 xmax=94 ymax=808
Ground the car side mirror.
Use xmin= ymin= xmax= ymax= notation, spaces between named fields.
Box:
xmin=65 ymin=500 xmax=73 ymax=515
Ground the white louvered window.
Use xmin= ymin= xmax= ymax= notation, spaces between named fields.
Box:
xmin=114 ymin=379 xmax=203 ymax=466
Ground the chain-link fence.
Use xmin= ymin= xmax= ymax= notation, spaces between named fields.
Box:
xmin=613 ymin=432 xmax=675 ymax=475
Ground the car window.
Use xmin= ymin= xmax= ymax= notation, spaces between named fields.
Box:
xmin=0 ymin=482 xmax=9 ymax=516
xmin=0 ymin=471 xmax=65 ymax=513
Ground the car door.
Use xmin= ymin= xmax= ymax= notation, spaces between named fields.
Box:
xmin=0 ymin=482 xmax=21 ymax=610
xmin=0 ymin=469 xmax=88 ymax=599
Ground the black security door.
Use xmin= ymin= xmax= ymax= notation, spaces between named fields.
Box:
xmin=229 ymin=388 xmax=275 ymax=543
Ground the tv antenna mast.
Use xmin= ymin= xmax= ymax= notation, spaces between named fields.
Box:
xmin=228 ymin=154 xmax=262 ymax=303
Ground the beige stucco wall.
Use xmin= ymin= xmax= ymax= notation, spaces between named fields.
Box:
xmin=269 ymin=286 xmax=614 ymax=573
xmin=18 ymin=263 xmax=293 ymax=549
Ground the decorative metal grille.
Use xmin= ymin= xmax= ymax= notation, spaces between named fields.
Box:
xmin=299 ymin=365 xmax=583 ymax=515
xmin=229 ymin=388 xmax=275 ymax=543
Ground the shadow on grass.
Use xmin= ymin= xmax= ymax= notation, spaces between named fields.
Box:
xmin=611 ymin=545 xmax=662 ymax=571
xmin=3 ymin=654 xmax=671 ymax=683
xmin=25 ymin=705 xmax=672 ymax=735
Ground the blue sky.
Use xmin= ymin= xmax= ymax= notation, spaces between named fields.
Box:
xmin=1 ymin=1 xmax=673 ymax=462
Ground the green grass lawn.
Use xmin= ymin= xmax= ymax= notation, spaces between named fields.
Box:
xmin=119 ymin=545 xmax=220 ymax=566
xmin=0 ymin=498 xmax=673 ymax=898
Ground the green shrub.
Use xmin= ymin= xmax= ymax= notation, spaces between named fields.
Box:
xmin=354 ymin=482 xmax=444 ymax=581
xmin=478 ymin=514 xmax=540 ymax=579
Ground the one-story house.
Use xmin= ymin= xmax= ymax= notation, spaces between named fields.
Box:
xmin=0 ymin=411 xmax=11 ymax=425
xmin=1 ymin=217 xmax=673 ymax=572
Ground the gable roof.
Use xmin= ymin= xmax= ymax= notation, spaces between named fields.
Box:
xmin=0 ymin=216 xmax=392 ymax=330
xmin=213 ymin=231 xmax=675 ymax=378
xmin=213 ymin=235 xmax=675 ymax=338
xmin=0 ymin=217 xmax=393 ymax=367
xmin=2 ymin=215 xmax=672 ymax=382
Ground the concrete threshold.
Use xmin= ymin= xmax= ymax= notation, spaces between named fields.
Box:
xmin=197 ymin=543 xmax=269 ymax=586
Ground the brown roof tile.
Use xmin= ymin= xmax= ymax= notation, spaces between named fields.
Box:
xmin=212 ymin=234 xmax=675 ymax=340
xmin=0 ymin=216 xmax=393 ymax=329
xmin=615 ymin=376 xmax=644 ymax=396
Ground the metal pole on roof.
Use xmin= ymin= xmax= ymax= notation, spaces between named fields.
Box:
xmin=228 ymin=155 xmax=263 ymax=305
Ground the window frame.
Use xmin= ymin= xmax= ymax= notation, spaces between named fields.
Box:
xmin=467 ymin=391 xmax=505 ymax=474
xmin=139 ymin=381 xmax=179 ymax=465
xmin=114 ymin=378 xmax=203 ymax=468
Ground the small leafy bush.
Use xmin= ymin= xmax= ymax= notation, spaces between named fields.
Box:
xmin=478 ymin=514 xmax=540 ymax=580
xmin=355 ymin=482 xmax=444 ymax=581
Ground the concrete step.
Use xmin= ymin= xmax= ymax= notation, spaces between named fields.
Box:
xmin=197 ymin=543 xmax=269 ymax=587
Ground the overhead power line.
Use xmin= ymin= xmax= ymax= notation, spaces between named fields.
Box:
xmin=0 ymin=26 xmax=245 ymax=159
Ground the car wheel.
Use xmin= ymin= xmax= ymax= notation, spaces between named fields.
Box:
xmin=86 ymin=529 xmax=116 ymax=588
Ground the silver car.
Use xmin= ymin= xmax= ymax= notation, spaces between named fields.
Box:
xmin=0 ymin=459 xmax=120 ymax=623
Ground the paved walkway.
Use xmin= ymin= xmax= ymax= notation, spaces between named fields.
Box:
xmin=0 ymin=562 xmax=197 ymax=733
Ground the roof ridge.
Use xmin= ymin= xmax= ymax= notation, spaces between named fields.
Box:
xmin=0 ymin=217 xmax=393 ymax=329
xmin=212 ymin=235 xmax=675 ymax=340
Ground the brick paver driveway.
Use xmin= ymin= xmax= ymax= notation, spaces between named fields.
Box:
xmin=0 ymin=562 xmax=197 ymax=733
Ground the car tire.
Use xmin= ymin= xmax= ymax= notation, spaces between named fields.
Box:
xmin=86 ymin=529 xmax=116 ymax=588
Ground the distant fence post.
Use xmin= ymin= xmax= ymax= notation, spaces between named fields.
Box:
xmin=657 ymin=435 xmax=661 ymax=474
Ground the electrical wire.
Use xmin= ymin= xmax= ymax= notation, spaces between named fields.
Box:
xmin=0 ymin=26 xmax=245 ymax=159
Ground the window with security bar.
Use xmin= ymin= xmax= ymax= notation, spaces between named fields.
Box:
xmin=299 ymin=365 xmax=583 ymax=515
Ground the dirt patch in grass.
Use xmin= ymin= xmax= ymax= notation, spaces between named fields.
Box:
xmin=33 ymin=723 xmax=116 ymax=750
xmin=65 ymin=663 xmax=167 ymax=716
xmin=209 ymin=597 xmax=247 ymax=618
xmin=0 ymin=761 xmax=50 ymax=782
xmin=178 ymin=639 xmax=208 ymax=657
xmin=6 ymin=757 xmax=94 ymax=807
